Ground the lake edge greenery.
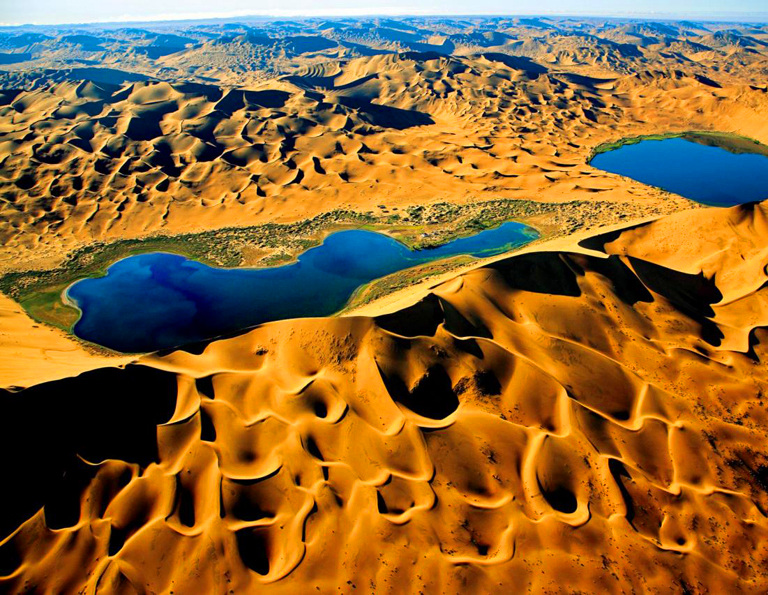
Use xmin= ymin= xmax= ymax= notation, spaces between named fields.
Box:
xmin=1 ymin=193 xmax=698 ymax=351
xmin=590 ymin=130 xmax=768 ymax=160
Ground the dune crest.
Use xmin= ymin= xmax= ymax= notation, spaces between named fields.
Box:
xmin=0 ymin=293 xmax=134 ymax=389
xmin=2 ymin=203 xmax=768 ymax=592
xmin=3 ymin=48 xmax=768 ymax=273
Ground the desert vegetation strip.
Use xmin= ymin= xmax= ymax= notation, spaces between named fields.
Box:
xmin=0 ymin=197 xmax=694 ymax=337
xmin=590 ymin=130 xmax=768 ymax=159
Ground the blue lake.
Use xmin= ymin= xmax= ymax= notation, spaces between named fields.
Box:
xmin=590 ymin=136 xmax=768 ymax=206
xmin=67 ymin=222 xmax=538 ymax=352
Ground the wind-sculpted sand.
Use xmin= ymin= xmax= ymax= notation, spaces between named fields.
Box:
xmin=0 ymin=293 xmax=133 ymax=388
xmin=2 ymin=48 xmax=768 ymax=272
xmin=2 ymin=202 xmax=767 ymax=593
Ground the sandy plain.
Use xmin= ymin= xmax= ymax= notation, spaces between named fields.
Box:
xmin=2 ymin=15 xmax=768 ymax=594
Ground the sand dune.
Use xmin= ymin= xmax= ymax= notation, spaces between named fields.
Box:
xmin=2 ymin=16 xmax=768 ymax=593
xmin=3 ymin=18 xmax=766 ymax=86
xmin=3 ymin=48 xmax=768 ymax=273
xmin=2 ymin=202 xmax=767 ymax=592
xmin=3 ymin=17 xmax=768 ymax=280
xmin=0 ymin=293 xmax=134 ymax=389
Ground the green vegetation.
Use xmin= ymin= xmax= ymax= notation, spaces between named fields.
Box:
xmin=682 ymin=131 xmax=768 ymax=158
xmin=0 ymin=195 xmax=692 ymax=337
xmin=21 ymin=283 xmax=81 ymax=330
xmin=0 ymin=201 xmax=556 ymax=331
xmin=590 ymin=130 xmax=768 ymax=160
xmin=342 ymin=255 xmax=475 ymax=313
xmin=0 ymin=210 xmax=378 ymax=332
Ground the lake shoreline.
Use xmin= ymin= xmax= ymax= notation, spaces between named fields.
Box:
xmin=3 ymin=196 xmax=689 ymax=345
xmin=66 ymin=223 xmax=539 ymax=353
xmin=591 ymin=130 xmax=768 ymax=160
xmin=591 ymin=134 xmax=768 ymax=206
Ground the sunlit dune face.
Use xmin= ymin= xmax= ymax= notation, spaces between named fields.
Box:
xmin=2 ymin=204 xmax=768 ymax=592
xmin=2 ymin=15 xmax=768 ymax=593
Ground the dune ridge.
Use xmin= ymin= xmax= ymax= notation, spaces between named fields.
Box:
xmin=2 ymin=18 xmax=767 ymax=87
xmin=3 ymin=48 xmax=768 ymax=273
xmin=1 ymin=202 xmax=768 ymax=592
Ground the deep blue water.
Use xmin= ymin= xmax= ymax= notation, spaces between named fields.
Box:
xmin=590 ymin=137 xmax=768 ymax=206
xmin=67 ymin=222 xmax=538 ymax=352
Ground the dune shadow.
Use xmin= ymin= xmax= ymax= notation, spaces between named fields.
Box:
xmin=336 ymin=96 xmax=434 ymax=129
xmin=586 ymin=254 xmax=654 ymax=305
xmin=66 ymin=67 xmax=151 ymax=86
xmin=377 ymin=363 xmax=459 ymax=420
xmin=628 ymin=256 xmax=724 ymax=345
xmin=0 ymin=53 xmax=31 ymax=65
xmin=577 ymin=220 xmax=652 ymax=253
xmin=0 ymin=365 xmax=177 ymax=540
xmin=488 ymin=252 xmax=583 ymax=297
xmin=376 ymin=294 xmax=444 ymax=337
xmin=481 ymin=53 xmax=548 ymax=76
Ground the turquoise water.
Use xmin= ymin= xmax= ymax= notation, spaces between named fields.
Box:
xmin=67 ymin=222 xmax=538 ymax=352
xmin=590 ymin=137 xmax=768 ymax=206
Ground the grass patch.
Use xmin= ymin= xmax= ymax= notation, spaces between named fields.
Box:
xmin=20 ymin=284 xmax=81 ymax=330
xmin=343 ymin=255 xmax=475 ymax=312
xmin=682 ymin=131 xmax=768 ymax=158
xmin=590 ymin=130 xmax=768 ymax=160
xmin=1 ymin=196 xmax=690 ymax=338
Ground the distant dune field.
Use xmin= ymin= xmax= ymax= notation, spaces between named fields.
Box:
xmin=2 ymin=18 xmax=768 ymax=274
xmin=2 ymin=16 xmax=768 ymax=594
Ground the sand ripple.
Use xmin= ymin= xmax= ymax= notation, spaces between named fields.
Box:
xmin=1 ymin=203 xmax=768 ymax=592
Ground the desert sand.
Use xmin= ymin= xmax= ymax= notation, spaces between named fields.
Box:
xmin=2 ymin=15 xmax=768 ymax=594
xmin=2 ymin=202 xmax=768 ymax=593
xmin=3 ymin=19 xmax=768 ymax=274
xmin=0 ymin=293 xmax=133 ymax=388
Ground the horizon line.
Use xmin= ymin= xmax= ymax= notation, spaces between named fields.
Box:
xmin=3 ymin=9 xmax=768 ymax=28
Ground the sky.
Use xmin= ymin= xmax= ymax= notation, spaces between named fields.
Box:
xmin=1 ymin=0 xmax=767 ymax=26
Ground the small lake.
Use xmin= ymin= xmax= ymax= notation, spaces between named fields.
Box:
xmin=590 ymin=136 xmax=768 ymax=206
xmin=67 ymin=222 xmax=538 ymax=352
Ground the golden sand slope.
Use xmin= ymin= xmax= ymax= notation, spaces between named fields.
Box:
xmin=2 ymin=51 xmax=768 ymax=272
xmin=2 ymin=202 xmax=768 ymax=593
xmin=3 ymin=18 xmax=766 ymax=88
xmin=0 ymin=293 xmax=134 ymax=389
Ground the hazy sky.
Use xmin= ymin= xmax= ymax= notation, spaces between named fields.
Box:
xmin=2 ymin=0 xmax=767 ymax=26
